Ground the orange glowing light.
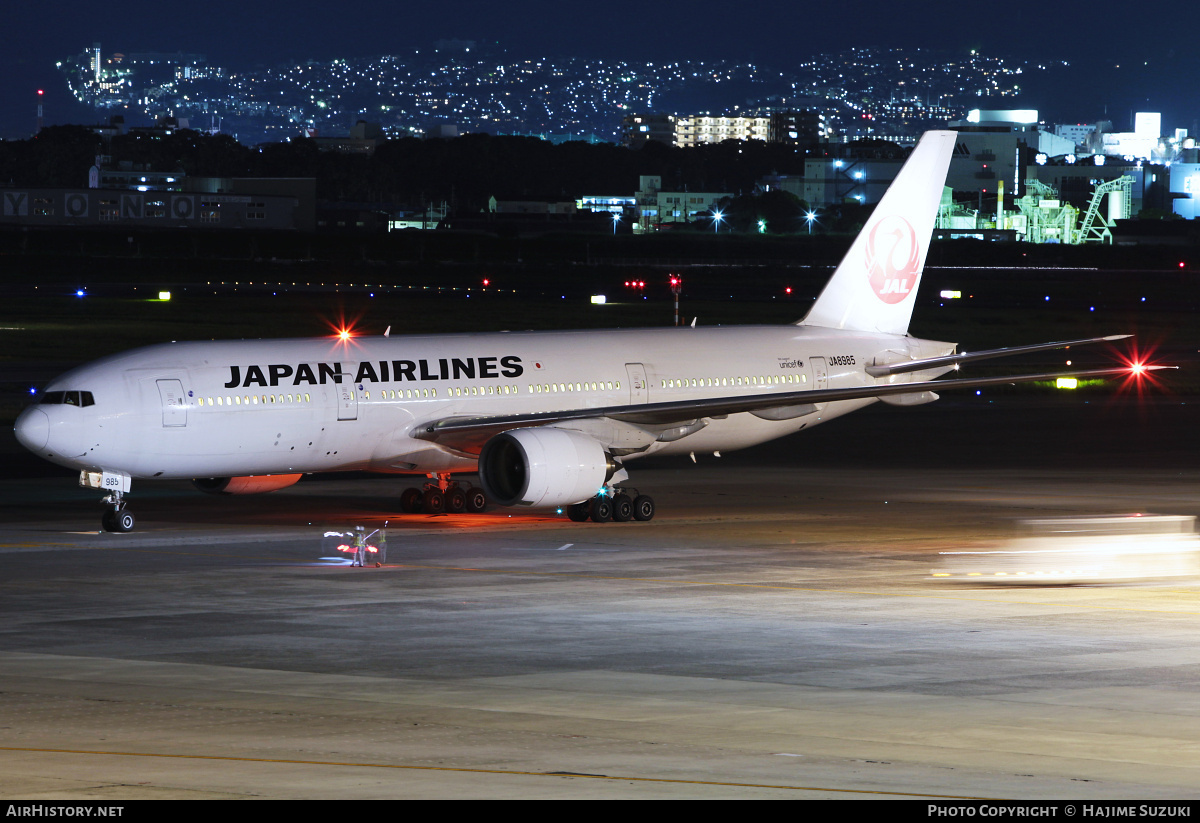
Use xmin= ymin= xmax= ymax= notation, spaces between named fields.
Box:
xmin=338 ymin=328 xmax=353 ymax=341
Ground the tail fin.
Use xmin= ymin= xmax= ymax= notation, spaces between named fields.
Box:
xmin=800 ymin=130 xmax=956 ymax=335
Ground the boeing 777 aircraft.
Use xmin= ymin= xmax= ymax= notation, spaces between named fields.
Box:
xmin=13 ymin=131 xmax=1157 ymax=531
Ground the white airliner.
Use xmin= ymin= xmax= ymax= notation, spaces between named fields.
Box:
xmin=13 ymin=131 xmax=1157 ymax=532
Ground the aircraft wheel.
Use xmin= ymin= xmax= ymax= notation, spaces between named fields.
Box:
xmin=465 ymin=487 xmax=488 ymax=513
xmin=611 ymin=493 xmax=634 ymax=522
xmin=422 ymin=489 xmax=445 ymax=514
xmin=589 ymin=496 xmax=613 ymax=523
xmin=566 ymin=501 xmax=590 ymax=522
xmin=103 ymin=507 xmax=136 ymax=533
xmin=400 ymin=487 xmax=423 ymax=513
xmin=445 ymin=486 xmax=467 ymax=513
xmin=633 ymin=495 xmax=655 ymax=521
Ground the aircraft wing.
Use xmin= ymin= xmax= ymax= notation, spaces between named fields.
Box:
xmin=865 ymin=335 xmax=1132 ymax=377
xmin=412 ymin=364 xmax=1167 ymax=456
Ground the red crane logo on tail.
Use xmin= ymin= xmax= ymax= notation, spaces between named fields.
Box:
xmin=865 ymin=216 xmax=921 ymax=304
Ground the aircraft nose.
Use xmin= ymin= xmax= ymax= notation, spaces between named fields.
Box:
xmin=14 ymin=407 xmax=49 ymax=452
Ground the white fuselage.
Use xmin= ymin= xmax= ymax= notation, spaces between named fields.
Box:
xmin=17 ymin=324 xmax=951 ymax=481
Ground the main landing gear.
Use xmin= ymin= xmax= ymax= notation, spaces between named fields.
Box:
xmin=100 ymin=491 xmax=136 ymax=533
xmin=566 ymin=488 xmax=655 ymax=523
xmin=400 ymin=473 xmax=488 ymax=515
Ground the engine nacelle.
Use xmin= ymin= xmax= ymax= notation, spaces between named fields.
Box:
xmin=193 ymin=474 xmax=303 ymax=495
xmin=478 ymin=428 xmax=615 ymax=508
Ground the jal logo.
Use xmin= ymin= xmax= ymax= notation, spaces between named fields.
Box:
xmin=865 ymin=215 xmax=921 ymax=304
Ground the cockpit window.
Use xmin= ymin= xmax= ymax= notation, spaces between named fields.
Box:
xmin=39 ymin=391 xmax=95 ymax=407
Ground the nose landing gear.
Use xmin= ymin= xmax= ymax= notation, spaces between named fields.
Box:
xmin=81 ymin=470 xmax=136 ymax=533
xmin=101 ymin=496 xmax=136 ymax=533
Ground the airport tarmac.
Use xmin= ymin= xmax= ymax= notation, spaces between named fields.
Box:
xmin=2 ymin=396 xmax=1200 ymax=799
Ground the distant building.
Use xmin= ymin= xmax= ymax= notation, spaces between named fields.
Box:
xmin=654 ymin=190 xmax=730 ymax=225
xmin=389 ymin=202 xmax=449 ymax=231
xmin=490 ymin=197 xmax=578 ymax=215
xmin=1055 ymin=123 xmax=1098 ymax=151
xmin=621 ymin=113 xmax=676 ymax=148
xmin=945 ymin=110 xmax=1075 ymax=201
xmin=0 ymin=187 xmax=305 ymax=231
xmin=1028 ymin=159 xmax=1159 ymax=219
xmin=803 ymin=156 xmax=904 ymax=210
xmin=425 ymin=124 xmax=461 ymax=140
xmin=313 ymin=121 xmax=385 ymax=154
xmin=622 ymin=110 xmax=823 ymax=149
xmin=767 ymin=110 xmax=828 ymax=144
xmin=674 ymin=116 xmax=770 ymax=147
xmin=95 ymin=162 xmax=185 ymax=192
xmin=1169 ymin=160 xmax=1200 ymax=219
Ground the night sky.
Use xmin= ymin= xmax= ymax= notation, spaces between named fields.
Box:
xmin=1 ymin=0 xmax=1194 ymax=140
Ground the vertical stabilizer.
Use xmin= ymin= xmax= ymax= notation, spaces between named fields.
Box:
xmin=800 ymin=130 xmax=956 ymax=334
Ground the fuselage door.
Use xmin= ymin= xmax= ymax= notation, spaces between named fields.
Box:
xmin=625 ymin=363 xmax=648 ymax=404
xmin=156 ymin=378 xmax=187 ymax=427
xmin=337 ymin=369 xmax=358 ymax=421
xmin=809 ymin=357 xmax=829 ymax=410
xmin=810 ymin=357 xmax=829 ymax=390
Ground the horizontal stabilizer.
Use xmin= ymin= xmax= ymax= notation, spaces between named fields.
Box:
xmin=866 ymin=334 xmax=1133 ymax=377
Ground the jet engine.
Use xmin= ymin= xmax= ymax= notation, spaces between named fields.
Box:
xmin=478 ymin=428 xmax=616 ymax=508
xmin=192 ymin=474 xmax=304 ymax=495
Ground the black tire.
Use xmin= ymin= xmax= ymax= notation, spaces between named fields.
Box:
xmin=612 ymin=493 xmax=634 ymax=522
xmin=465 ymin=487 xmax=488 ymax=513
xmin=109 ymin=508 xmax=135 ymax=532
xmin=422 ymin=488 xmax=445 ymax=514
xmin=566 ymin=501 xmax=590 ymax=522
xmin=590 ymin=496 xmax=613 ymax=523
xmin=445 ymin=486 xmax=467 ymax=513
xmin=400 ymin=487 xmax=423 ymax=513
xmin=633 ymin=495 xmax=655 ymax=521
xmin=101 ymin=509 xmax=116 ymax=532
